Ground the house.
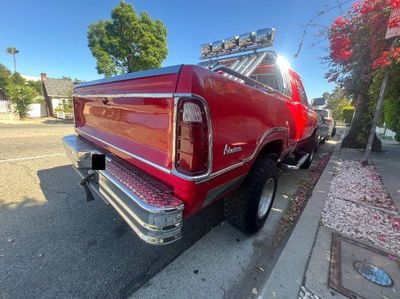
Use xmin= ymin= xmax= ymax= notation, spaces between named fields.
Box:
xmin=41 ymin=73 xmax=74 ymax=117
xmin=28 ymin=95 xmax=47 ymax=118
xmin=0 ymin=89 xmax=11 ymax=112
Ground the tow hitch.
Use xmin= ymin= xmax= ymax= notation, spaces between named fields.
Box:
xmin=80 ymin=170 xmax=96 ymax=202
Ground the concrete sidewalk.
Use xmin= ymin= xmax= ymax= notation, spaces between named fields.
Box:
xmin=259 ymin=141 xmax=400 ymax=299
xmin=371 ymin=143 xmax=400 ymax=211
xmin=130 ymin=138 xmax=340 ymax=299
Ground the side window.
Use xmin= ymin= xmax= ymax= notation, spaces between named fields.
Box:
xmin=250 ymin=69 xmax=280 ymax=91
xmin=296 ymin=79 xmax=308 ymax=107
xmin=276 ymin=67 xmax=292 ymax=97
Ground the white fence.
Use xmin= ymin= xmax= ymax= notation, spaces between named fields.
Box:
xmin=0 ymin=99 xmax=12 ymax=112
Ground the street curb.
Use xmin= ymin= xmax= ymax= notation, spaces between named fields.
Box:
xmin=258 ymin=138 xmax=343 ymax=299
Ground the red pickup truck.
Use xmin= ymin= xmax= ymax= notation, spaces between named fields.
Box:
xmin=63 ymin=29 xmax=317 ymax=244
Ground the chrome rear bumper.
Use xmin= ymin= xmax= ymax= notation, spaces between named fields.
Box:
xmin=62 ymin=134 xmax=184 ymax=245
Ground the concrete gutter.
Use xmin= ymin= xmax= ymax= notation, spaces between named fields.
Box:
xmin=258 ymin=138 xmax=343 ymax=299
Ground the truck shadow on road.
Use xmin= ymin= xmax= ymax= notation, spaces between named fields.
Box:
xmin=1 ymin=164 xmax=225 ymax=298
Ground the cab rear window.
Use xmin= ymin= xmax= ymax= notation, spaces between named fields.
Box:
xmin=250 ymin=73 xmax=279 ymax=90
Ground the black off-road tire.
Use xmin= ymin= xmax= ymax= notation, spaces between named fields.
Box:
xmin=224 ymin=155 xmax=278 ymax=234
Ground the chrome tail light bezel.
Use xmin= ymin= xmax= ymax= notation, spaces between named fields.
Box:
xmin=172 ymin=93 xmax=213 ymax=180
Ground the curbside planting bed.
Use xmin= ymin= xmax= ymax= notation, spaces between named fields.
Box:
xmin=321 ymin=159 xmax=400 ymax=254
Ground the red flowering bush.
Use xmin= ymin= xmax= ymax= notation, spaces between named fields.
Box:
xmin=388 ymin=0 xmax=400 ymax=8
xmin=328 ymin=0 xmax=396 ymax=71
xmin=330 ymin=17 xmax=353 ymax=63
xmin=326 ymin=0 xmax=400 ymax=150
xmin=372 ymin=47 xmax=400 ymax=69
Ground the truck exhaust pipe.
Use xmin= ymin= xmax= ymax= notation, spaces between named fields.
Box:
xmin=281 ymin=153 xmax=310 ymax=170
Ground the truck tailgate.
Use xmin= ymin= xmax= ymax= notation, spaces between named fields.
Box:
xmin=73 ymin=65 xmax=182 ymax=170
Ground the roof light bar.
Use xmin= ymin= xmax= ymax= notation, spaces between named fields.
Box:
xmin=200 ymin=28 xmax=275 ymax=59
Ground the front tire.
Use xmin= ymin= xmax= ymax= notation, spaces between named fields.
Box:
xmin=224 ymin=155 xmax=278 ymax=233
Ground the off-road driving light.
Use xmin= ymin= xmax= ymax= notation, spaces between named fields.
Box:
xmin=201 ymin=44 xmax=212 ymax=57
xmin=238 ymin=32 xmax=256 ymax=48
xmin=200 ymin=27 xmax=275 ymax=59
xmin=212 ymin=40 xmax=225 ymax=54
xmin=256 ymin=28 xmax=275 ymax=46
xmin=224 ymin=36 xmax=239 ymax=51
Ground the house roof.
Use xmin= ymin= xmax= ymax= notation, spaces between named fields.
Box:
xmin=43 ymin=78 xmax=73 ymax=97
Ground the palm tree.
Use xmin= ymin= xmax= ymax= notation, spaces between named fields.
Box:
xmin=6 ymin=47 xmax=19 ymax=73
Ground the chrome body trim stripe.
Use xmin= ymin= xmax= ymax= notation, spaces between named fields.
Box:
xmin=198 ymin=127 xmax=288 ymax=182
xmin=73 ymin=93 xmax=174 ymax=99
xmin=242 ymin=127 xmax=288 ymax=163
xmin=75 ymin=128 xmax=171 ymax=174
xmin=75 ymin=65 xmax=182 ymax=88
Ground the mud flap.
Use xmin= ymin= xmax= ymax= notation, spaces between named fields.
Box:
xmin=80 ymin=171 xmax=96 ymax=202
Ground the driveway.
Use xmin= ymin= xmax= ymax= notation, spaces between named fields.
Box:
xmin=0 ymin=123 xmax=341 ymax=298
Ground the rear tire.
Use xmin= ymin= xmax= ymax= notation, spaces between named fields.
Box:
xmin=224 ymin=155 xmax=278 ymax=233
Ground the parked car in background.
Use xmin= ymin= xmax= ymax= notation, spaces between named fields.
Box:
xmin=316 ymin=113 xmax=330 ymax=145
xmin=314 ymin=109 xmax=335 ymax=138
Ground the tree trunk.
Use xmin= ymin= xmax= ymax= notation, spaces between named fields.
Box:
xmin=342 ymin=93 xmax=382 ymax=151
xmin=13 ymin=54 xmax=16 ymax=73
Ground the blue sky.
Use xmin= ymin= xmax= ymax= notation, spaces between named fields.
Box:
xmin=0 ymin=0 xmax=353 ymax=100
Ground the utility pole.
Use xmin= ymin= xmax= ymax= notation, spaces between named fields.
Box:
xmin=362 ymin=70 xmax=389 ymax=164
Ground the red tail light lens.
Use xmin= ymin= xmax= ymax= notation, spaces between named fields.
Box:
xmin=175 ymin=98 xmax=209 ymax=175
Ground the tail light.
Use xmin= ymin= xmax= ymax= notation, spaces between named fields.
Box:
xmin=175 ymin=98 xmax=210 ymax=175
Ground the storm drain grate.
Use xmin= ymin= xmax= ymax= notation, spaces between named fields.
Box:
xmin=329 ymin=232 xmax=399 ymax=299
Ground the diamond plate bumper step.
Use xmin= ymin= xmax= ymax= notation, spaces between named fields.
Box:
xmin=63 ymin=134 xmax=184 ymax=245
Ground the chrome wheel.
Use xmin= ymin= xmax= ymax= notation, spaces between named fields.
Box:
xmin=257 ymin=178 xmax=275 ymax=218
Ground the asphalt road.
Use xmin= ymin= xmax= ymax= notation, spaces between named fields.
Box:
xmin=0 ymin=123 xmax=341 ymax=299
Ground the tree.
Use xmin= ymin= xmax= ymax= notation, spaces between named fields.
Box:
xmin=5 ymin=74 xmax=36 ymax=118
xmin=325 ymin=86 xmax=353 ymax=122
xmin=1 ymin=69 xmax=40 ymax=119
xmin=87 ymin=1 xmax=168 ymax=76
xmin=325 ymin=0 xmax=400 ymax=151
xmin=6 ymin=47 xmax=19 ymax=73
xmin=0 ymin=64 xmax=11 ymax=91
xmin=26 ymin=80 xmax=42 ymax=95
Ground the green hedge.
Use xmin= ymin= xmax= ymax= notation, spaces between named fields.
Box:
xmin=343 ymin=108 xmax=354 ymax=124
